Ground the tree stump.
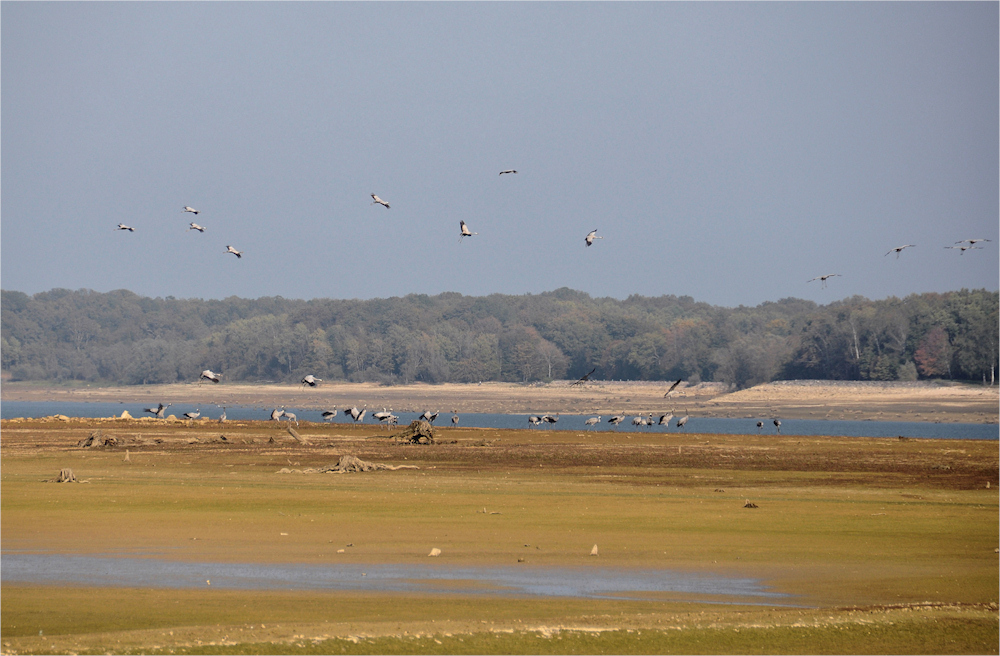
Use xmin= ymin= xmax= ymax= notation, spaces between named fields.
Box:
xmin=55 ymin=468 xmax=77 ymax=483
xmin=392 ymin=420 xmax=435 ymax=444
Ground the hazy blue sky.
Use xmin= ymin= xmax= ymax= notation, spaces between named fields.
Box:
xmin=2 ymin=2 xmax=997 ymax=307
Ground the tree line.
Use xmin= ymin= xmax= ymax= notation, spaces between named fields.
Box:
xmin=1 ymin=287 xmax=996 ymax=388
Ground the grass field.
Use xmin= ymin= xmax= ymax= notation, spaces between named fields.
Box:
xmin=1 ymin=418 xmax=997 ymax=654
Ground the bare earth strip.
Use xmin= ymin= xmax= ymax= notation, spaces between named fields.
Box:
xmin=1 ymin=418 xmax=997 ymax=654
xmin=3 ymin=379 xmax=997 ymax=423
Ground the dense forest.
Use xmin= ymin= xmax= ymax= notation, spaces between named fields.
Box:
xmin=1 ymin=287 xmax=997 ymax=388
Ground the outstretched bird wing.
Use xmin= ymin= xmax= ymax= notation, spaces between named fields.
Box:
xmin=570 ymin=367 xmax=597 ymax=386
xmin=664 ymin=379 xmax=682 ymax=397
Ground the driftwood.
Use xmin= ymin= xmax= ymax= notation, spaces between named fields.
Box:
xmin=287 ymin=427 xmax=309 ymax=444
xmin=391 ymin=420 xmax=435 ymax=444
xmin=77 ymin=430 xmax=121 ymax=448
xmin=278 ymin=455 xmax=418 ymax=474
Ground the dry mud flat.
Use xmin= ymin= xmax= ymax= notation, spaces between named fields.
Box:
xmin=4 ymin=379 xmax=998 ymax=423
xmin=1 ymin=418 xmax=998 ymax=654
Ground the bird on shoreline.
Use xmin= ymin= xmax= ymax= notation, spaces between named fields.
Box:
xmin=144 ymin=402 xmax=170 ymax=418
xmin=183 ymin=409 xmax=200 ymax=421
xmin=321 ymin=410 xmax=337 ymax=421
xmin=658 ymin=413 xmax=673 ymax=426
xmin=371 ymin=194 xmax=390 ymax=208
xmin=585 ymin=416 xmax=601 ymax=428
xmin=528 ymin=415 xmax=542 ymax=426
xmin=773 ymin=419 xmax=782 ymax=433
xmin=676 ymin=415 xmax=689 ymax=429
xmin=608 ymin=413 xmax=625 ymax=427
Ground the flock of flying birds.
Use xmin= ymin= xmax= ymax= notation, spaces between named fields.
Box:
xmin=806 ymin=238 xmax=992 ymax=290
xmin=116 ymin=206 xmax=242 ymax=258
xmin=117 ymin=170 xmax=991 ymax=433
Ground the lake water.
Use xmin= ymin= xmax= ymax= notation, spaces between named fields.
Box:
xmin=0 ymin=553 xmax=793 ymax=604
xmin=2 ymin=400 xmax=996 ymax=440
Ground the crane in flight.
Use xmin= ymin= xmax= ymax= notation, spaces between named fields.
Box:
xmin=885 ymin=244 xmax=916 ymax=258
xmin=226 ymin=245 xmax=242 ymax=259
xmin=183 ymin=206 xmax=200 ymax=215
xmin=116 ymin=223 xmax=135 ymax=232
xmin=571 ymin=368 xmax=597 ymax=386
xmin=144 ymin=402 xmax=171 ymax=418
xmin=955 ymin=238 xmax=991 ymax=246
xmin=585 ymin=230 xmax=603 ymax=247
xmin=459 ymin=220 xmax=478 ymax=242
xmin=664 ymin=379 xmax=683 ymax=397
xmin=300 ymin=375 xmax=322 ymax=387
xmin=200 ymin=369 xmax=221 ymax=383
xmin=188 ymin=223 xmax=206 ymax=232
xmin=945 ymin=245 xmax=983 ymax=255
xmin=499 ymin=170 xmax=518 ymax=175
xmin=371 ymin=194 xmax=390 ymax=208
xmin=807 ymin=274 xmax=841 ymax=289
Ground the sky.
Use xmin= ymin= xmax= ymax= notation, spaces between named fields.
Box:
xmin=2 ymin=2 xmax=997 ymax=308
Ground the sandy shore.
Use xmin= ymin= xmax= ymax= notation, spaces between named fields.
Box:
xmin=3 ymin=379 xmax=996 ymax=423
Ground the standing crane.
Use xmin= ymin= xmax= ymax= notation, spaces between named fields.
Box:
xmin=584 ymin=415 xmax=601 ymax=428
xmin=676 ymin=415 xmax=689 ymax=429
xmin=773 ymin=419 xmax=782 ymax=434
